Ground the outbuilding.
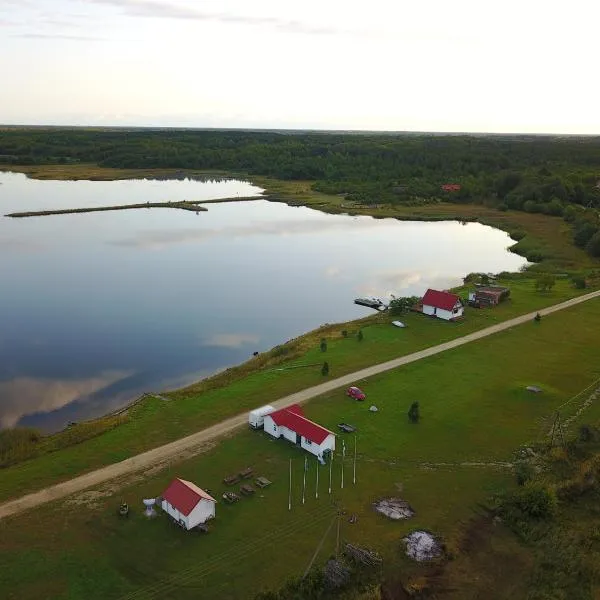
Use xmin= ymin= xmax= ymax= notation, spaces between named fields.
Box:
xmin=161 ymin=478 xmax=216 ymax=530
xmin=263 ymin=404 xmax=335 ymax=461
xmin=421 ymin=289 xmax=464 ymax=321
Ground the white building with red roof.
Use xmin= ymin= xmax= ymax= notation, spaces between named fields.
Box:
xmin=422 ymin=288 xmax=464 ymax=321
xmin=263 ymin=404 xmax=335 ymax=460
xmin=160 ymin=478 xmax=216 ymax=530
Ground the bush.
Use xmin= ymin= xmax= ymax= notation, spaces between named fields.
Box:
xmin=408 ymin=401 xmax=420 ymax=424
xmin=515 ymin=461 xmax=536 ymax=486
xmin=321 ymin=361 xmax=329 ymax=376
xmin=535 ymin=274 xmax=555 ymax=292
xmin=357 ymin=330 xmax=364 ymax=342
xmin=497 ymin=203 xmax=508 ymax=212
xmin=510 ymin=230 xmax=527 ymax=241
xmin=499 ymin=484 xmax=556 ymax=523
xmin=341 ymin=330 xmax=348 ymax=338
xmin=320 ymin=338 xmax=327 ymax=352
xmin=585 ymin=231 xmax=600 ymax=257
xmin=571 ymin=275 xmax=587 ymax=289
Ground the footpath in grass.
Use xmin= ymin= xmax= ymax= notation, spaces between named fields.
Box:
xmin=1 ymin=296 xmax=599 ymax=599
xmin=0 ymin=279 xmax=591 ymax=503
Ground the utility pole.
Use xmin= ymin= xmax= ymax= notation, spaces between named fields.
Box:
xmin=329 ymin=451 xmax=333 ymax=494
xmin=302 ymin=456 xmax=307 ymax=504
xmin=353 ymin=435 xmax=357 ymax=485
xmin=316 ymin=458 xmax=319 ymax=499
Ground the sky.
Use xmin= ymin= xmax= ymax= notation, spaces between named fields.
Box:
xmin=0 ymin=0 xmax=598 ymax=133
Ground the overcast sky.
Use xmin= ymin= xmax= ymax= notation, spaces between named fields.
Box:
xmin=0 ymin=0 xmax=598 ymax=133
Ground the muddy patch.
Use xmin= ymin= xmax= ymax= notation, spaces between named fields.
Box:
xmin=373 ymin=497 xmax=414 ymax=520
xmin=404 ymin=531 xmax=442 ymax=561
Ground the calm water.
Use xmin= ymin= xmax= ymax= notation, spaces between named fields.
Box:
xmin=0 ymin=172 xmax=527 ymax=432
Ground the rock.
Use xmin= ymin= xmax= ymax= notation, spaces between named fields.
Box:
xmin=373 ymin=498 xmax=414 ymax=520
xmin=404 ymin=531 xmax=442 ymax=561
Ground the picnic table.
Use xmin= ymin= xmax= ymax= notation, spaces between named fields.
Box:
xmin=223 ymin=474 xmax=241 ymax=485
xmin=222 ymin=491 xmax=240 ymax=504
xmin=240 ymin=484 xmax=255 ymax=496
xmin=255 ymin=476 xmax=272 ymax=489
xmin=239 ymin=467 xmax=254 ymax=479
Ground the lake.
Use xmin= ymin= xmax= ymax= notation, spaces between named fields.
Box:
xmin=0 ymin=172 xmax=527 ymax=432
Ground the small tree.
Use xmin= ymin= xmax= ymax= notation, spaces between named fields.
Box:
xmin=341 ymin=330 xmax=348 ymax=338
xmin=320 ymin=338 xmax=327 ymax=352
xmin=535 ymin=274 xmax=556 ymax=292
xmin=321 ymin=361 xmax=329 ymax=376
xmin=357 ymin=329 xmax=364 ymax=342
xmin=571 ymin=275 xmax=587 ymax=289
xmin=534 ymin=312 xmax=541 ymax=323
xmin=408 ymin=401 xmax=420 ymax=424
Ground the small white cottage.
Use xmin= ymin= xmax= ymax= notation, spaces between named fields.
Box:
xmin=422 ymin=289 xmax=464 ymax=321
xmin=263 ymin=404 xmax=335 ymax=461
xmin=161 ymin=478 xmax=216 ymax=530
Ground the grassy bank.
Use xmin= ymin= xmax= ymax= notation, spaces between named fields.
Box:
xmin=1 ymin=295 xmax=600 ymax=599
xmin=0 ymin=278 xmax=592 ymax=502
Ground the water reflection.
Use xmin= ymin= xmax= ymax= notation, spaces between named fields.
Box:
xmin=0 ymin=172 xmax=527 ymax=432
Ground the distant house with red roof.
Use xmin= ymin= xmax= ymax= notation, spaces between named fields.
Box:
xmin=421 ymin=288 xmax=464 ymax=321
xmin=160 ymin=478 xmax=216 ymax=530
xmin=441 ymin=184 xmax=462 ymax=192
xmin=263 ymin=404 xmax=335 ymax=461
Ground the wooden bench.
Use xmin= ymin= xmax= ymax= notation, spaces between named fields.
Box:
xmin=255 ymin=477 xmax=272 ymax=489
xmin=223 ymin=475 xmax=241 ymax=485
xmin=240 ymin=484 xmax=255 ymax=496
xmin=239 ymin=467 xmax=254 ymax=479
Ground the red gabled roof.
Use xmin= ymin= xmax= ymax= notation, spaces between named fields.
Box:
xmin=268 ymin=404 xmax=333 ymax=445
xmin=441 ymin=184 xmax=461 ymax=192
xmin=162 ymin=478 xmax=216 ymax=516
xmin=422 ymin=289 xmax=461 ymax=311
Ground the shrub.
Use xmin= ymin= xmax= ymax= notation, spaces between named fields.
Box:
xmin=515 ymin=461 xmax=536 ymax=486
xmin=321 ymin=361 xmax=329 ymax=376
xmin=571 ymin=275 xmax=587 ymax=289
xmin=320 ymin=338 xmax=327 ymax=352
xmin=408 ymin=401 xmax=420 ymax=424
xmin=341 ymin=330 xmax=348 ymax=338
xmin=509 ymin=230 xmax=526 ymax=241
xmin=500 ymin=484 xmax=556 ymax=522
xmin=357 ymin=330 xmax=364 ymax=342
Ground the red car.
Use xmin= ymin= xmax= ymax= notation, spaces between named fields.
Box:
xmin=346 ymin=386 xmax=366 ymax=401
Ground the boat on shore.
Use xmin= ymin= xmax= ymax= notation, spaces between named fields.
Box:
xmin=354 ymin=297 xmax=387 ymax=310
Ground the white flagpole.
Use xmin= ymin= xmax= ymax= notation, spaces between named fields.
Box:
xmin=288 ymin=459 xmax=292 ymax=511
xmin=329 ymin=451 xmax=333 ymax=494
xmin=302 ymin=456 xmax=307 ymax=504
xmin=316 ymin=458 xmax=319 ymax=499
xmin=341 ymin=441 xmax=345 ymax=489
xmin=353 ymin=435 xmax=357 ymax=485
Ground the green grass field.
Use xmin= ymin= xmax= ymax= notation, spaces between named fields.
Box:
xmin=1 ymin=295 xmax=599 ymax=599
xmin=0 ymin=278 xmax=592 ymax=502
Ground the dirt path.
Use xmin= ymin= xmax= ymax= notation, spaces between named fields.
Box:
xmin=1 ymin=290 xmax=599 ymax=520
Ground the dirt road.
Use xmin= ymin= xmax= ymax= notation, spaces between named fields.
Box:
xmin=1 ymin=289 xmax=599 ymax=520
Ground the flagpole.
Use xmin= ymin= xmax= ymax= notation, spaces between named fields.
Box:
xmin=316 ymin=458 xmax=319 ymax=499
xmin=288 ymin=459 xmax=292 ymax=511
xmin=353 ymin=435 xmax=357 ymax=485
xmin=341 ymin=441 xmax=345 ymax=489
xmin=329 ymin=451 xmax=333 ymax=494
xmin=302 ymin=456 xmax=307 ymax=504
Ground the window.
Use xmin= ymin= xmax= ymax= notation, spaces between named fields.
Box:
xmin=305 ymin=439 xmax=312 ymax=445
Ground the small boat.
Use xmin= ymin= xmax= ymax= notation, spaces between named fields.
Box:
xmin=354 ymin=297 xmax=385 ymax=309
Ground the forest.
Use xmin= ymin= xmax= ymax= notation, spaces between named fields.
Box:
xmin=1 ymin=128 xmax=600 ymax=257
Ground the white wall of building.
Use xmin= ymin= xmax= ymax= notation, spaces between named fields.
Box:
xmin=161 ymin=498 xmax=215 ymax=530
xmin=423 ymin=304 xmax=463 ymax=321
xmin=187 ymin=499 xmax=216 ymax=529
xmin=263 ymin=415 xmax=280 ymax=439
xmin=300 ymin=433 xmax=336 ymax=458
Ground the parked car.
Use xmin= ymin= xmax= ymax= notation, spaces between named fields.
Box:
xmin=346 ymin=386 xmax=366 ymax=401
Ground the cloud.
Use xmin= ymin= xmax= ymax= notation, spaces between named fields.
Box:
xmin=84 ymin=0 xmax=352 ymax=35
xmin=324 ymin=266 xmax=341 ymax=278
xmin=358 ymin=269 xmax=459 ymax=299
xmin=203 ymin=333 xmax=260 ymax=349
xmin=110 ymin=214 xmax=384 ymax=248
xmin=0 ymin=370 xmax=133 ymax=428
xmin=12 ymin=32 xmax=106 ymax=40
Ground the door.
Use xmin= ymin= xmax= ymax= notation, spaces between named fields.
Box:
xmin=296 ymin=433 xmax=301 ymax=445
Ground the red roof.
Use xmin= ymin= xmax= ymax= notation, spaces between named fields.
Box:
xmin=422 ymin=289 xmax=461 ymax=311
xmin=441 ymin=184 xmax=461 ymax=192
xmin=162 ymin=478 xmax=216 ymax=516
xmin=268 ymin=404 xmax=333 ymax=445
